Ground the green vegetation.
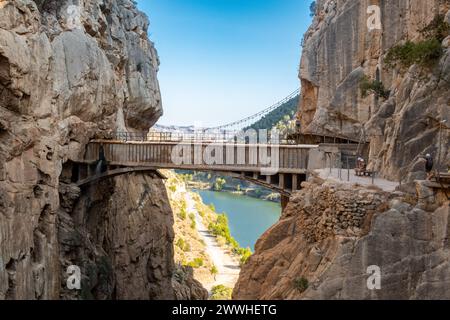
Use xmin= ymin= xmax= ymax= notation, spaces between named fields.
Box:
xmin=178 ymin=202 xmax=187 ymax=220
xmin=185 ymin=257 xmax=204 ymax=268
xmin=198 ymin=208 xmax=205 ymax=218
xmin=168 ymin=184 xmax=177 ymax=192
xmin=246 ymin=95 xmax=299 ymax=132
xmin=385 ymin=39 xmax=443 ymax=69
xmin=384 ymin=15 xmax=449 ymax=70
xmin=210 ymin=285 xmax=233 ymax=300
xmin=208 ymin=214 xmax=231 ymax=239
xmin=208 ymin=203 xmax=216 ymax=211
xmin=189 ymin=213 xmax=196 ymax=229
xmin=210 ymin=265 xmax=218 ymax=277
xmin=236 ymin=247 xmax=252 ymax=266
xmin=213 ymin=177 xmax=226 ymax=191
xmin=208 ymin=213 xmax=252 ymax=265
xmin=360 ymin=75 xmax=390 ymax=99
xmin=293 ymin=277 xmax=309 ymax=293
xmin=180 ymin=174 xmax=193 ymax=182
xmin=176 ymin=238 xmax=191 ymax=252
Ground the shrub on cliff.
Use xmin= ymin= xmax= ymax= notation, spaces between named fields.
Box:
xmin=186 ymin=258 xmax=204 ymax=268
xmin=210 ymin=285 xmax=233 ymax=300
xmin=176 ymin=238 xmax=191 ymax=252
xmin=178 ymin=206 xmax=187 ymax=220
xmin=210 ymin=265 xmax=218 ymax=277
xmin=213 ymin=177 xmax=226 ymax=191
xmin=384 ymin=15 xmax=449 ymax=70
xmin=385 ymin=39 xmax=443 ymax=70
xmin=237 ymin=247 xmax=252 ymax=265
xmin=360 ymin=75 xmax=390 ymax=99
xmin=293 ymin=277 xmax=309 ymax=293
xmin=208 ymin=214 xmax=231 ymax=240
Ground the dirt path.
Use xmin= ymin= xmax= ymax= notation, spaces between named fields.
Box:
xmin=184 ymin=192 xmax=240 ymax=292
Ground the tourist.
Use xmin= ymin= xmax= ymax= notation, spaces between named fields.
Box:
xmin=425 ymin=154 xmax=434 ymax=179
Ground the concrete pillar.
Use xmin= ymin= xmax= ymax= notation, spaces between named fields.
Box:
xmin=279 ymin=173 xmax=285 ymax=189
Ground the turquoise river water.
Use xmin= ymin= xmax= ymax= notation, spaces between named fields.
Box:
xmin=195 ymin=190 xmax=281 ymax=250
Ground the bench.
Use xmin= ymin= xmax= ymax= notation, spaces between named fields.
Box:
xmin=355 ymin=168 xmax=374 ymax=177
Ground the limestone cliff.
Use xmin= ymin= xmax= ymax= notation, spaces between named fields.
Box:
xmin=234 ymin=0 xmax=450 ymax=300
xmin=299 ymin=0 xmax=449 ymax=179
xmin=58 ymin=173 xmax=175 ymax=299
xmin=0 ymin=0 xmax=201 ymax=300
xmin=234 ymin=177 xmax=450 ymax=299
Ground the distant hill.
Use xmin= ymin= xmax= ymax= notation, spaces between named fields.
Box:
xmin=246 ymin=95 xmax=299 ymax=131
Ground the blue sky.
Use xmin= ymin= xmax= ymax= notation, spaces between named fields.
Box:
xmin=136 ymin=0 xmax=313 ymax=127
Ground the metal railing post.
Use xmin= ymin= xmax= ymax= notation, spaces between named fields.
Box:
xmin=347 ymin=157 xmax=350 ymax=181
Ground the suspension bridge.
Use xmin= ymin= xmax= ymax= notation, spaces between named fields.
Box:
xmin=72 ymin=90 xmax=365 ymax=207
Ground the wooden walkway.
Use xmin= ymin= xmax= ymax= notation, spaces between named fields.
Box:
xmin=75 ymin=140 xmax=318 ymax=198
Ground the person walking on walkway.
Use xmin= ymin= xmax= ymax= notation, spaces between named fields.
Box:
xmin=425 ymin=154 xmax=434 ymax=179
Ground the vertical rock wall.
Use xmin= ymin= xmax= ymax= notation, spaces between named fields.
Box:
xmin=59 ymin=173 xmax=177 ymax=300
xmin=299 ymin=0 xmax=449 ymax=179
xmin=234 ymin=0 xmax=450 ymax=301
xmin=0 ymin=0 xmax=187 ymax=300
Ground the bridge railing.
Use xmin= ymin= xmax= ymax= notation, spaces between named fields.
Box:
xmin=84 ymin=141 xmax=312 ymax=173
xmin=111 ymin=131 xmax=298 ymax=145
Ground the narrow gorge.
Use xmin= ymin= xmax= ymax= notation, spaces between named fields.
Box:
xmin=1 ymin=0 xmax=449 ymax=302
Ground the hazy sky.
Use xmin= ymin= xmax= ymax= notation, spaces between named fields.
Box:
xmin=136 ymin=0 xmax=313 ymax=127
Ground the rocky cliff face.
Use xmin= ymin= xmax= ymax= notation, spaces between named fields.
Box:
xmin=234 ymin=0 xmax=450 ymax=300
xmin=58 ymin=173 xmax=174 ymax=299
xmin=234 ymin=177 xmax=450 ymax=299
xmin=299 ymin=0 xmax=449 ymax=179
xmin=0 ymin=0 xmax=202 ymax=300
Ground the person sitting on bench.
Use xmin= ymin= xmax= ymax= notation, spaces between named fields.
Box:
xmin=355 ymin=157 xmax=367 ymax=176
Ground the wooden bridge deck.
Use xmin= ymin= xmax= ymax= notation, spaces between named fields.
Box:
xmin=83 ymin=140 xmax=316 ymax=174
xmin=75 ymin=140 xmax=318 ymax=198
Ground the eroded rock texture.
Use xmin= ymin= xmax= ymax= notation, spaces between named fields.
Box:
xmin=58 ymin=173 xmax=206 ymax=300
xmin=234 ymin=179 xmax=450 ymax=300
xmin=299 ymin=0 xmax=450 ymax=179
xmin=0 ymin=0 xmax=204 ymax=300
xmin=234 ymin=0 xmax=450 ymax=300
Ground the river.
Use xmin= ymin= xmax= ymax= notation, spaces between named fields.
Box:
xmin=195 ymin=190 xmax=281 ymax=250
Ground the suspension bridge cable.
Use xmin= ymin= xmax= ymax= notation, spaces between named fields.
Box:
xmin=206 ymin=89 xmax=300 ymax=131
xmin=153 ymin=89 xmax=300 ymax=132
